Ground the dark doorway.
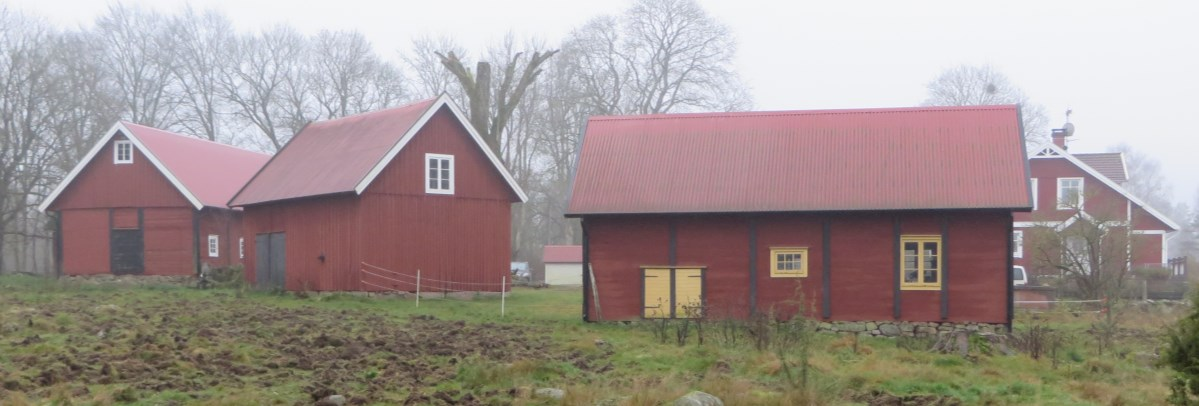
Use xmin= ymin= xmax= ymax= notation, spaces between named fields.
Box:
xmin=110 ymin=229 xmax=144 ymax=275
xmin=255 ymin=233 xmax=286 ymax=289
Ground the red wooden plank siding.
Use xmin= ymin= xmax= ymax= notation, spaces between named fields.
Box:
xmin=143 ymin=208 xmax=194 ymax=276
xmin=1132 ymin=234 xmax=1164 ymax=267
xmin=584 ymin=211 xmax=1010 ymax=324
xmin=112 ymin=209 xmax=139 ymax=229
xmin=242 ymin=196 xmax=360 ymax=291
xmin=49 ymin=135 xmax=193 ymax=211
xmin=60 ymin=209 xmax=109 ymax=275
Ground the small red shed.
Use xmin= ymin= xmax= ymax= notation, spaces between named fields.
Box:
xmin=229 ymin=95 xmax=526 ymax=292
xmin=39 ymin=122 xmax=271 ymax=276
xmin=567 ymin=105 xmax=1032 ymax=334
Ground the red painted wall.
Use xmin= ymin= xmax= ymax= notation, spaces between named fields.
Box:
xmin=199 ymin=209 xmax=243 ymax=269
xmin=1132 ymin=234 xmax=1165 ymax=267
xmin=60 ymin=209 xmax=109 ymax=275
xmin=242 ymin=107 xmax=516 ymax=292
xmin=584 ymin=210 xmax=1011 ymax=324
xmin=142 ymin=208 xmax=195 ymax=276
xmin=1017 ymin=158 xmax=1127 ymax=223
xmin=49 ymin=134 xmax=192 ymax=211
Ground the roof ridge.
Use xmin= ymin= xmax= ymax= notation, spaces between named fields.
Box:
xmin=588 ymin=105 xmax=1019 ymax=122
xmin=308 ymin=97 xmax=438 ymax=127
xmin=121 ymin=121 xmax=271 ymax=156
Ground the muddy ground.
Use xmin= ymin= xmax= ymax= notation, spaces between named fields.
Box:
xmin=0 ymin=292 xmax=607 ymax=404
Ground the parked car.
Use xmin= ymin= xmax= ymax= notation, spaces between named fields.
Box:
xmin=1013 ymin=265 xmax=1028 ymax=286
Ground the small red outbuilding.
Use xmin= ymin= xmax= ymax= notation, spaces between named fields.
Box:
xmin=39 ymin=122 xmax=271 ymax=276
xmin=567 ymin=105 xmax=1032 ymax=333
xmin=229 ymin=96 xmax=526 ymax=291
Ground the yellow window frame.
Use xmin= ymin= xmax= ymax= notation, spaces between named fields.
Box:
xmin=900 ymin=235 xmax=942 ymax=290
xmin=770 ymin=247 xmax=808 ymax=278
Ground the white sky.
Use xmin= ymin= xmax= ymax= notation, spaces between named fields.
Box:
xmin=10 ymin=0 xmax=1199 ymax=204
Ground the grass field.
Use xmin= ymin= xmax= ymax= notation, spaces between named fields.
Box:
xmin=0 ymin=275 xmax=1187 ymax=405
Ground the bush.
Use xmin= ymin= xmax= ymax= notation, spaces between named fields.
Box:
xmin=1163 ymin=287 xmax=1199 ymax=405
xmin=1133 ymin=266 xmax=1172 ymax=281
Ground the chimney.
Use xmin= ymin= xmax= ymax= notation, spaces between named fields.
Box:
xmin=1051 ymin=128 xmax=1069 ymax=149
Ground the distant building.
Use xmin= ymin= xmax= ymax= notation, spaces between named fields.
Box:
xmin=230 ymin=96 xmax=526 ymax=291
xmin=1016 ymin=127 xmax=1180 ymax=277
xmin=567 ymin=105 xmax=1031 ymax=332
xmin=542 ymin=245 xmax=583 ymax=286
xmin=39 ymin=122 xmax=269 ymax=276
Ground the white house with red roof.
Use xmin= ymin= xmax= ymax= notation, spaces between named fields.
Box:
xmin=39 ymin=122 xmax=270 ymax=276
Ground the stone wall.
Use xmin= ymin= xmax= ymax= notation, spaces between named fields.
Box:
xmin=815 ymin=320 xmax=1007 ymax=337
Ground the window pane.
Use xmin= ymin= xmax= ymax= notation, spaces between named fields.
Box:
xmin=923 ymin=242 xmax=938 ymax=256
xmin=428 ymin=158 xmax=436 ymax=169
xmin=924 ymin=255 xmax=937 ymax=271
xmin=905 ymin=269 xmax=919 ymax=283
xmin=441 ymin=168 xmax=449 ymax=179
xmin=440 ymin=159 xmax=450 ymax=170
xmin=429 ymin=179 xmax=437 ymax=189
xmin=904 ymin=242 xmax=918 ymax=255
xmin=441 ymin=179 xmax=449 ymax=189
xmin=924 ymin=270 xmax=938 ymax=283
xmin=429 ymin=168 xmax=437 ymax=179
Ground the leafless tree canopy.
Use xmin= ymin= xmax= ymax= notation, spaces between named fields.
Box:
xmin=922 ymin=64 xmax=1049 ymax=146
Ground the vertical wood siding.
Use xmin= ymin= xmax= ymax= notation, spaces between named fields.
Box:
xmin=60 ymin=209 xmax=109 ymax=275
xmin=242 ymin=108 xmax=515 ymax=291
xmin=142 ymin=207 xmax=195 ymax=276
xmin=584 ymin=210 xmax=1010 ymax=324
xmin=47 ymin=134 xmax=193 ymax=210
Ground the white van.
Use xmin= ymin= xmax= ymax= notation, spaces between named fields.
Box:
xmin=1013 ymin=265 xmax=1028 ymax=286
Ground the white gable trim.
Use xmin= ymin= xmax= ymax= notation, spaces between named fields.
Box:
xmin=1027 ymin=143 xmax=1180 ymax=230
xmin=38 ymin=122 xmax=204 ymax=212
xmin=352 ymin=94 xmax=529 ymax=202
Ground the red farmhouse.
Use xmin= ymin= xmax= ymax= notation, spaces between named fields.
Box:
xmin=229 ymin=96 xmax=526 ymax=291
xmin=567 ymin=105 xmax=1032 ymax=334
xmin=39 ymin=122 xmax=270 ymax=276
xmin=1015 ymin=128 xmax=1179 ymax=275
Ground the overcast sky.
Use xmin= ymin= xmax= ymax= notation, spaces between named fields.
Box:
xmin=10 ymin=0 xmax=1199 ymax=205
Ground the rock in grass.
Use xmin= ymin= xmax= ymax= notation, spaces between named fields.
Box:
xmin=674 ymin=391 xmax=723 ymax=406
xmin=315 ymin=394 xmax=346 ymax=406
xmin=534 ymin=388 xmax=565 ymax=400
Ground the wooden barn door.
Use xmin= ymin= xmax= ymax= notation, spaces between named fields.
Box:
xmin=255 ymin=233 xmax=286 ymax=289
xmin=110 ymin=209 xmax=143 ymax=275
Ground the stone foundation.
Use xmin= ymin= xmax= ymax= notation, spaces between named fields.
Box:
xmin=815 ymin=320 xmax=1006 ymax=338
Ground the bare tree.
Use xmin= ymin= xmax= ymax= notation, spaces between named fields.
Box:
xmin=167 ymin=7 xmax=235 ymax=141
xmin=435 ymin=44 xmax=558 ymax=154
xmin=404 ymin=35 xmax=466 ymax=101
xmin=1028 ymin=196 xmax=1133 ymax=300
xmin=922 ymin=64 xmax=1049 ymax=146
xmin=219 ymin=26 xmax=309 ymax=151
xmin=309 ymin=30 xmax=409 ymax=119
xmin=562 ymin=0 xmax=751 ymax=115
xmin=92 ymin=4 xmax=178 ymax=128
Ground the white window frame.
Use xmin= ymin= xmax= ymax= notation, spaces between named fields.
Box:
xmin=238 ymin=237 xmax=245 ymax=259
xmin=1057 ymin=177 xmax=1084 ymax=210
xmin=114 ymin=140 xmax=133 ymax=164
xmin=207 ymin=235 xmax=219 ymax=258
xmin=1030 ymin=178 xmax=1038 ymax=211
xmin=425 ymin=153 xmax=455 ymax=195
xmin=1013 ymin=230 xmax=1024 ymax=258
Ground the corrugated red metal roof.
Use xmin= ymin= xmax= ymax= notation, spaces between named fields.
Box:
xmin=1073 ymin=153 xmax=1127 ymax=183
xmin=231 ymin=96 xmax=527 ymax=206
xmin=567 ymin=105 xmax=1031 ymax=215
xmin=123 ymin=122 xmax=271 ymax=209
xmin=543 ymin=245 xmax=582 ymax=263
xmin=230 ymin=98 xmax=438 ymax=206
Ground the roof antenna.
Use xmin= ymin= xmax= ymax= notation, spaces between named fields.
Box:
xmin=1062 ymin=108 xmax=1075 ymax=137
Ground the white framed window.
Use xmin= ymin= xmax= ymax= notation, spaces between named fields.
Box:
xmin=1013 ymin=230 xmax=1024 ymax=258
xmin=1057 ymin=178 xmax=1084 ymax=210
xmin=1030 ymin=178 xmax=1038 ymax=211
xmin=238 ymin=237 xmax=244 ymax=259
xmin=114 ymin=140 xmax=133 ymax=164
xmin=207 ymin=235 xmax=219 ymax=258
xmin=425 ymin=153 xmax=454 ymax=195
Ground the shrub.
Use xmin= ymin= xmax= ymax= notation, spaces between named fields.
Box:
xmin=1163 ymin=287 xmax=1199 ymax=405
xmin=1133 ymin=266 xmax=1172 ymax=281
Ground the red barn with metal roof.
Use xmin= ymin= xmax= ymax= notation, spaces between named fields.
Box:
xmin=567 ymin=105 xmax=1032 ymax=332
xmin=40 ymin=122 xmax=271 ymax=276
xmin=230 ymin=95 xmax=526 ymax=291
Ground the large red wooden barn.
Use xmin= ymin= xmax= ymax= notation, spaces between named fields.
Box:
xmin=229 ymin=96 xmax=526 ymax=291
xmin=1015 ymin=127 xmax=1179 ymax=276
xmin=39 ymin=122 xmax=270 ymax=276
xmin=567 ymin=105 xmax=1032 ymax=333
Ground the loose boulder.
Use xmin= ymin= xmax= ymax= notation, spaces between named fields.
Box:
xmin=674 ymin=391 xmax=723 ymax=406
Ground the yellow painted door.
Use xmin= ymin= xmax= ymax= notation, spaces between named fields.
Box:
xmin=643 ymin=268 xmax=671 ymax=318
xmin=674 ymin=268 xmax=703 ymax=318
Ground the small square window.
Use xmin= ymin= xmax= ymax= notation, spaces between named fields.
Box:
xmin=770 ymin=247 xmax=808 ymax=278
xmin=900 ymin=235 xmax=941 ymax=290
xmin=207 ymin=235 xmax=219 ymax=258
xmin=239 ymin=237 xmax=245 ymax=259
xmin=114 ymin=140 xmax=133 ymax=164
xmin=1057 ymin=178 xmax=1084 ymax=210
xmin=425 ymin=153 xmax=454 ymax=195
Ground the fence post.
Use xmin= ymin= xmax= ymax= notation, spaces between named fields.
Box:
xmin=1142 ymin=279 xmax=1148 ymax=302
xmin=416 ymin=269 xmax=421 ymax=308
xmin=501 ymin=276 xmax=507 ymax=317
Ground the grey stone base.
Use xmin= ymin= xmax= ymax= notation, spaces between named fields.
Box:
xmin=815 ymin=320 xmax=1006 ymax=337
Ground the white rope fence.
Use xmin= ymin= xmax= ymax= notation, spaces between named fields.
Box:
xmin=360 ymin=262 xmax=508 ymax=317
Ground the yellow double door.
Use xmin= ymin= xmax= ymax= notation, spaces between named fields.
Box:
xmin=643 ymin=267 xmax=704 ymax=318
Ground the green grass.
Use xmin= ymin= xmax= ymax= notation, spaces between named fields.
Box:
xmin=0 ymin=275 xmax=1184 ymax=405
